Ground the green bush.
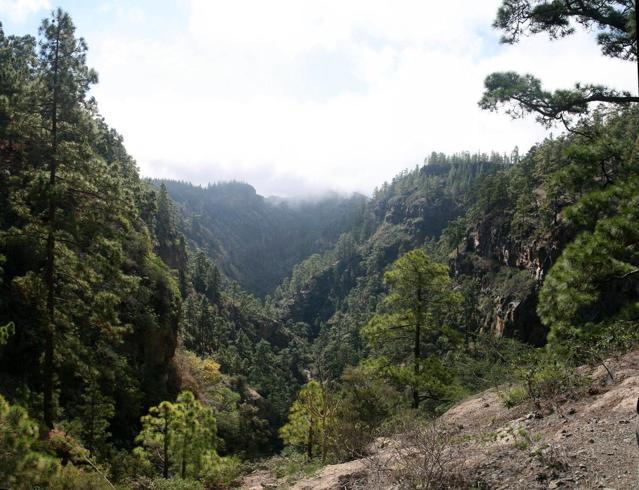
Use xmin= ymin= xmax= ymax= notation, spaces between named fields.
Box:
xmin=264 ymin=448 xmax=324 ymax=481
xmin=500 ymin=385 xmax=527 ymax=408
xmin=516 ymin=353 xmax=588 ymax=406
xmin=49 ymin=464 xmax=113 ymax=490
xmin=529 ymin=361 xmax=586 ymax=402
xmin=126 ymin=476 xmax=205 ymax=490
xmin=453 ymin=334 xmax=532 ymax=394
xmin=201 ymin=454 xmax=243 ymax=489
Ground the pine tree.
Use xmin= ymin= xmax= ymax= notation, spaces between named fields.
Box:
xmin=362 ymin=249 xmax=462 ymax=409
xmin=0 ymin=394 xmax=58 ymax=486
xmin=481 ymin=1 xmax=639 ymax=125
xmin=78 ymin=376 xmax=115 ymax=457
xmin=135 ymin=391 xmax=217 ymax=479
xmin=279 ymin=381 xmax=336 ymax=462
xmin=37 ymin=8 xmax=98 ymax=429
xmin=155 ymin=183 xmax=177 ymax=263
xmin=192 ymin=251 xmax=220 ymax=303
xmin=538 ymin=178 xmax=639 ymax=350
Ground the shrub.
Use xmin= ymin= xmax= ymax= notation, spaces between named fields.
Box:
xmin=49 ymin=464 xmax=113 ymax=490
xmin=453 ymin=334 xmax=532 ymax=394
xmin=201 ymin=454 xmax=243 ymax=489
xmin=522 ymin=358 xmax=587 ymax=406
xmin=532 ymin=443 xmax=569 ymax=473
xmin=356 ymin=418 xmax=474 ymax=489
xmin=505 ymin=347 xmax=588 ymax=410
xmin=126 ymin=476 xmax=205 ymax=490
xmin=500 ymin=385 xmax=527 ymax=409
xmin=263 ymin=448 xmax=324 ymax=481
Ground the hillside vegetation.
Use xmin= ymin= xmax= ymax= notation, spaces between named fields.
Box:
xmin=247 ymin=348 xmax=639 ymax=489
xmin=1 ymin=2 xmax=638 ymax=489
xmin=152 ymin=179 xmax=367 ymax=297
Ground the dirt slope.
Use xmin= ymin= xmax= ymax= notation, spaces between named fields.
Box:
xmin=242 ymin=349 xmax=639 ymax=489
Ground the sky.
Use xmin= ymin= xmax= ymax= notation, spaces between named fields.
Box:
xmin=1 ymin=0 xmax=636 ymax=197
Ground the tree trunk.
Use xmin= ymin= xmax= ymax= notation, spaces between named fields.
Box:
xmin=320 ymin=407 xmax=327 ymax=463
xmin=87 ymin=393 xmax=95 ymax=452
xmin=412 ymin=285 xmax=423 ymax=409
xmin=163 ymin=415 xmax=169 ymax=479
xmin=44 ymin=20 xmax=61 ymax=431
xmin=412 ymin=323 xmax=421 ymax=409
xmin=181 ymin=435 xmax=187 ymax=479
xmin=307 ymin=423 xmax=314 ymax=461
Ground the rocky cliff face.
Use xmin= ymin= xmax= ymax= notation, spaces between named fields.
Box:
xmin=453 ymin=212 xmax=571 ymax=346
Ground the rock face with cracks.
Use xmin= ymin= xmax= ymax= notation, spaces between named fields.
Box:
xmin=452 ymin=211 xmax=571 ymax=347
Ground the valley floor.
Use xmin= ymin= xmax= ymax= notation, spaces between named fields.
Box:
xmin=242 ymin=349 xmax=639 ymax=489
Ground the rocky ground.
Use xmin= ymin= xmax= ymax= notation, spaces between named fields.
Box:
xmin=241 ymin=349 xmax=639 ymax=489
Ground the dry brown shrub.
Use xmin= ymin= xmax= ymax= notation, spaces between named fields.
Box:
xmin=350 ymin=419 xmax=480 ymax=489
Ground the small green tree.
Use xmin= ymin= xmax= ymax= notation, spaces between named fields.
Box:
xmin=78 ymin=376 xmax=115 ymax=457
xmin=135 ymin=391 xmax=217 ymax=480
xmin=362 ymin=249 xmax=462 ymax=409
xmin=0 ymin=395 xmax=59 ymax=487
xmin=175 ymin=391 xmax=217 ymax=479
xmin=136 ymin=400 xmax=176 ymax=479
xmin=333 ymin=366 xmax=397 ymax=458
xmin=279 ymin=381 xmax=337 ymax=462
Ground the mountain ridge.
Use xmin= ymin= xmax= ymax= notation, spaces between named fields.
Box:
xmin=151 ymin=178 xmax=368 ymax=297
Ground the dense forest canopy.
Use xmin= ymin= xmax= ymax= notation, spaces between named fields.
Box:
xmin=0 ymin=2 xmax=638 ymax=489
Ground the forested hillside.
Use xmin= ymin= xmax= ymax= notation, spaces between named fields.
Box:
xmin=0 ymin=10 xmax=307 ymax=487
xmin=0 ymin=9 xmax=186 ymax=482
xmin=1 ymin=2 xmax=638 ymax=489
xmin=266 ymin=153 xmax=513 ymax=373
xmin=266 ymin=107 xmax=639 ymax=388
xmin=153 ymin=179 xmax=366 ymax=297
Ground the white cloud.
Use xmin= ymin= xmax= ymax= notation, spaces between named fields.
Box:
xmin=187 ymin=0 xmax=494 ymax=55
xmin=87 ymin=0 xmax=637 ymax=197
xmin=0 ymin=0 xmax=49 ymax=22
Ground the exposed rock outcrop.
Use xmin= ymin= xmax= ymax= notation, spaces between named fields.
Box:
xmin=453 ymin=212 xmax=571 ymax=346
